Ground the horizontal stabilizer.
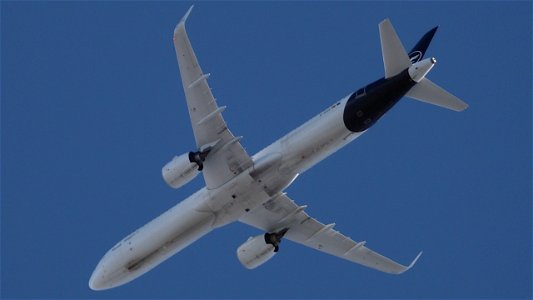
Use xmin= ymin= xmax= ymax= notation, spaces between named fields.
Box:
xmin=406 ymin=78 xmax=468 ymax=111
xmin=379 ymin=19 xmax=411 ymax=78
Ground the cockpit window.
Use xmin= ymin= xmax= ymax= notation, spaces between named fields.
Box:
xmin=111 ymin=242 xmax=122 ymax=252
xmin=123 ymin=231 xmax=137 ymax=242
xmin=355 ymin=88 xmax=365 ymax=98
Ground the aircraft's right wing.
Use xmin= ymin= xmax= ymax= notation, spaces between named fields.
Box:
xmin=239 ymin=193 xmax=422 ymax=274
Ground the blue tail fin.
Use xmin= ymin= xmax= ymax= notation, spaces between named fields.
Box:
xmin=408 ymin=26 xmax=438 ymax=64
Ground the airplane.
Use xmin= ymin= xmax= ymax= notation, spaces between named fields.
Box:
xmin=89 ymin=6 xmax=468 ymax=291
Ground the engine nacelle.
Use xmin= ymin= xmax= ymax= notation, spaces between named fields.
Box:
xmin=236 ymin=234 xmax=276 ymax=269
xmin=162 ymin=153 xmax=200 ymax=189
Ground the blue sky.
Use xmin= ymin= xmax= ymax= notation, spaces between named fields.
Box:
xmin=2 ymin=1 xmax=531 ymax=299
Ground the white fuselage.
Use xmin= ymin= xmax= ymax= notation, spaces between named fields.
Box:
xmin=89 ymin=95 xmax=364 ymax=290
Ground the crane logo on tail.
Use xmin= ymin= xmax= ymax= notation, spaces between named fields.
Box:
xmin=409 ymin=51 xmax=422 ymax=64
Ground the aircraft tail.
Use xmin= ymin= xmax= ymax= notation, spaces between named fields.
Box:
xmin=379 ymin=19 xmax=468 ymax=111
xmin=379 ymin=19 xmax=411 ymax=78
xmin=408 ymin=26 xmax=438 ymax=64
xmin=405 ymin=78 xmax=468 ymax=111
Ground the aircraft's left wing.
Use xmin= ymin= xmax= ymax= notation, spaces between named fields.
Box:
xmin=239 ymin=193 xmax=422 ymax=274
xmin=173 ymin=6 xmax=252 ymax=189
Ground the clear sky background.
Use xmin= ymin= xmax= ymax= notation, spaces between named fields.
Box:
xmin=2 ymin=1 xmax=531 ymax=299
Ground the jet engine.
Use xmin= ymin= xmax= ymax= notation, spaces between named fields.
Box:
xmin=161 ymin=153 xmax=200 ymax=189
xmin=236 ymin=229 xmax=287 ymax=269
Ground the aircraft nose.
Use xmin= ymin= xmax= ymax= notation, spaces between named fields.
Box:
xmin=88 ymin=267 xmax=106 ymax=291
xmin=89 ymin=259 xmax=115 ymax=291
xmin=89 ymin=256 xmax=131 ymax=291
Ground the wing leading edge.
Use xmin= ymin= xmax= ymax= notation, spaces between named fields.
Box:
xmin=173 ymin=6 xmax=252 ymax=189
xmin=239 ymin=193 xmax=422 ymax=274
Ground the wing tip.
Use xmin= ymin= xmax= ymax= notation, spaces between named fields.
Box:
xmin=175 ymin=5 xmax=194 ymax=32
xmin=174 ymin=5 xmax=194 ymax=39
xmin=379 ymin=18 xmax=391 ymax=27
xmin=390 ymin=251 xmax=424 ymax=275
xmin=180 ymin=5 xmax=194 ymax=25
xmin=457 ymin=102 xmax=469 ymax=111
xmin=403 ymin=251 xmax=423 ymax=273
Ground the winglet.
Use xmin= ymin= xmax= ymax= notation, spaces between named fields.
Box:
xmin=174 ymin=5 xmax=194 ymax=38
xmin=179 ymin=5 xmax=194 ymax=26
xmin=403 ymin=251 xmax=423 ymax=273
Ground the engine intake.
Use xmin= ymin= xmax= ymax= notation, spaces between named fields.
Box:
xmin=161 ymin=153 xmax=200 ymax=189
xmin=236 ymin=229 xmax=288 ymax=269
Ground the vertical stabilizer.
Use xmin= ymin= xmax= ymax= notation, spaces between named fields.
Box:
xmin=379 ymin=19 xmax=411 ymax=78
xmin=408 ymin=26 xmax=438 ymax=63
xmin=378 ymin=20 xmax=468 ymax=112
